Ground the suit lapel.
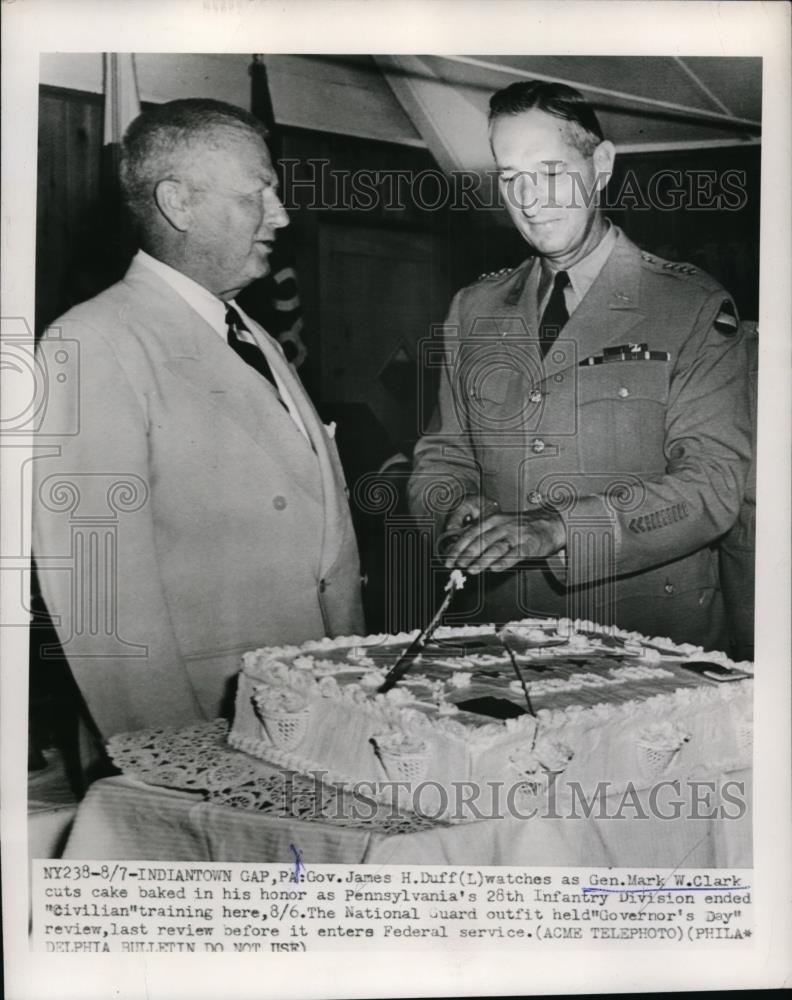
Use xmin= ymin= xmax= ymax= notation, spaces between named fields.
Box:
xmin=244 ymin=321 xmax=321 ymax=453
xmin=244 ymin=315 xmax=351 ymax=577
xmin=121 ymin=260 xmax=322 ymax=498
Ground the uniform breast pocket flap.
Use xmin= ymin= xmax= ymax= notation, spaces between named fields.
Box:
xmin=577 ymin=362 xmax=671 ymax=472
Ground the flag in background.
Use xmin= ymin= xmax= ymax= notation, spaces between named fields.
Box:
xmin=103 ymin=53 xmax=141 ymax=154
xmin=101 ymin=54 xmax=140 ymax=280
xmin=240 ymin=54 xmax=308 ymax=368
xmin=67 ymin=54 xmax=142 ymax=307
xmin=101 ymin=54 xmax=141 ymax=284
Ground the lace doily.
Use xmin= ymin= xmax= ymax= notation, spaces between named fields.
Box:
xmin=107 ymin=720 xmax=442 ymax=835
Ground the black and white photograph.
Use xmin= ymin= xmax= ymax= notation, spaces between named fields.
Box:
xmin=2 ymin=2 xmax=790 ymax=998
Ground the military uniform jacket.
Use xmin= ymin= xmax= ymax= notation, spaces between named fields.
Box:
xmin=408 ymin=227 xmax=751 ymax=649
xmin=33 ymin=258 xmax=364 ymax=738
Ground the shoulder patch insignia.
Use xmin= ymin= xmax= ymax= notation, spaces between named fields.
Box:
xmin=476 ymin=266 xmax=515 ymax=283
xmin=713 ymin=299 xmax=738 ymax=335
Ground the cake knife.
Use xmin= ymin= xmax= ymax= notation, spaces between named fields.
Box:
xmin=378 ymin=570 xmax=466 ymax=693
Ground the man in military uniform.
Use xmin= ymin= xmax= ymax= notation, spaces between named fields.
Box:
xmin=408 ymin=80 xmax=751 ymax=650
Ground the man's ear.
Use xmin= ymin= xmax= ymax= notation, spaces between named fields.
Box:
xmin=592 ymin=140 xmax=616 ymax=192
xmin=154 ymin=178 xmax=192 ymax=232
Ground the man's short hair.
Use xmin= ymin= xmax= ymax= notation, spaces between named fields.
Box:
xmin=120 ymin=98 xmax=269 ymax=228
xmin=488 ymin=80 xmax=604 ymax=157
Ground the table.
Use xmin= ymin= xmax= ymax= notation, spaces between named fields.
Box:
xmin=61 ymin=721 xmax=752 ymax=868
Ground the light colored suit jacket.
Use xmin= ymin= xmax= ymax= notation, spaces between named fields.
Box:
xmin=33 ymin=258 xmax=364 ymax=737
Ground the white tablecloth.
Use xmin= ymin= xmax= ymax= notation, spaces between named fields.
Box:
xmin=62 ymin=770 xmax=752 ymax=868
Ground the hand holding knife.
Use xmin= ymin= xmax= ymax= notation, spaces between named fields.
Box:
xmin=442 ymin=496 xmax=565 ymax=575
xmin=377 ymin=500 xmax=496 ymax=694
xmin=377 ymin=569 xmax=467 ymax=693
xmin=437 ymin=497 xmax=500 ymax=555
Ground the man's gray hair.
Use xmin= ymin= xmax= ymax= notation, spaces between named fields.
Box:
xmin=120 ymin=98 xmax=269 ymax=228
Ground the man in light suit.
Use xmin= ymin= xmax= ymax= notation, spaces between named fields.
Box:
xmin=33 ymin=99 xmax=364 ymax=739
xmin=409 ymin=81 xmax=751 ymax=650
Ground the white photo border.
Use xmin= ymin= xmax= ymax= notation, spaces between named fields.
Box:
xmin=2 ymin=1 xmax=790 ymax=997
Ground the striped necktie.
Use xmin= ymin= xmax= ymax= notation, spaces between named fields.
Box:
xmin=225 ymin=305 xmax=280 ymax=391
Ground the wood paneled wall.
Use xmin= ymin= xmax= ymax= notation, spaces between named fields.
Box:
xmin=37 ymin=87 xmax=139 ymax=335
xmin=37 ymin=88 xmax=105 ymax=334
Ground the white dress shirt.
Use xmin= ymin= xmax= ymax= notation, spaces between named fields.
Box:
xmin=136 ymin=250 xmax=309 ymax=441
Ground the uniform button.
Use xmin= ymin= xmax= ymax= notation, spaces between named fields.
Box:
xmin=664 ymin=582 xmax=675 ymax=595
xmin=527 ymin=490 xmax=543 ymax=505
xmin=531 ymin=439 xmax=546 ymax=454
xmin=618 ymin=386 xmax=630 ymax=398
xmin=528 ymin=389 xmax=542 ymax=404
xmin=273 ymin=495 xmax=287 ymax=510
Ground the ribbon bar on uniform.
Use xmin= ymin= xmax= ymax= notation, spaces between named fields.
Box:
xmin=581 ymin=346 xmax=670 ymax=366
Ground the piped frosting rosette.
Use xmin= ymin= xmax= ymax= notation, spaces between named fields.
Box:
xmin=251 ymin=685 xmax=312 ymax=750
xmin=635 ymin=721 xmax=690 ymax=777
xmin=372 ymin=731 xmax=430 ymax=784
xmin=509 ymin=735 xmax=574 ymax=794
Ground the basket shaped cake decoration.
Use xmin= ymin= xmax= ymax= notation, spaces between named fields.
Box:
xmin=252 ymin=685 xmax=312 ymax=750
xmin=635 ymin=721 xmax=690 ymax=778
xmin=370 ymin=731 xmax=430 ymax=784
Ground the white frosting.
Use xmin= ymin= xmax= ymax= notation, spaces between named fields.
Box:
xmin=253 ymin=686 xmax=307 ymax=713
xmin=447 ymin=569 xmax=467 ymax=591
xmin=231 ymin=616 xmax=753 ymax=818
xmin=375 ymin=731 xmax=428 ymax=755
xmin=636 ymin=721 xmax=690 ymax=751
xmin=448 ymin=672 xmax=472 ymax=689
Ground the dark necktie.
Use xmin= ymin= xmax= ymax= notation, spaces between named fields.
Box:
xmin=538 ymin=270 xmax=570 ymax=358
xmin=225 ymin=305 xmax=279 ymax=390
